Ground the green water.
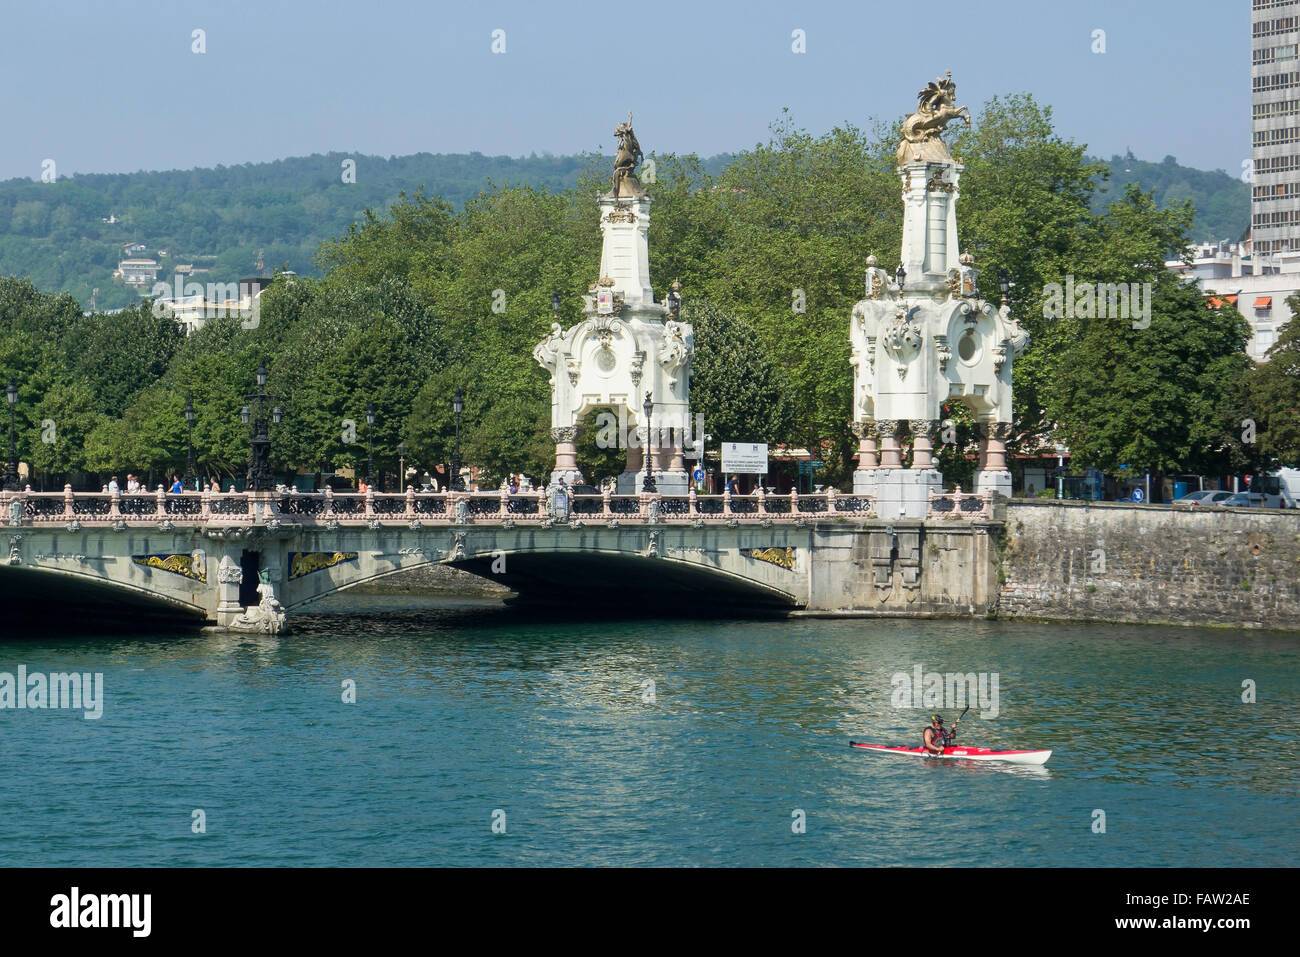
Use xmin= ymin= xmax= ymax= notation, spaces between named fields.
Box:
xmin=1 ymin=596 xmax=1295 ymax=866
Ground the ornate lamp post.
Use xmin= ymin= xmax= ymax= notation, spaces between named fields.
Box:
xmin=242 ymin=360 xmax=282 ymax=491
xmin=895 ymin=264 xmax=906 ymax=292
xmin=365 ymin=402 xmax=376 ymax=490
xmin=4 ymin=378 xmax=18 ymax=491
xmin=998 ymin=268 xmax=1011 ymax=304
xmin=641 ymin=391 xmax=656 ymax=493
xmin=551 ymin=289 xmax=561 ymax=321
xmin=184 ymin=396 xmax=196 ymax=490
xmin=397 ymin=441 xmax=407 ymax=491
xmin=452 ymin=387 xmax=464 ymax=491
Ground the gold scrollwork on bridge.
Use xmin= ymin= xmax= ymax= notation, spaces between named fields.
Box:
xmin=288 ymin=551 xmax=359 ymax=580
xmin=741 ymin=547 xmax=795 ymax=570
xmin=132 ymin=551 xmax=207 ymax=583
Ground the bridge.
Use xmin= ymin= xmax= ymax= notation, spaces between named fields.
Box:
xmin=1 ymin=485 xmax=1000 ymax=632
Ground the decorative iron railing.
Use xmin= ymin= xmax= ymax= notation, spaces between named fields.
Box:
xmin=0 ymin=486 xmax=911 ymax=527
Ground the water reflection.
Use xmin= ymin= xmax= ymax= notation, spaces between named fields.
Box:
xmin=1 ymin=595 xmax=1296 ymax=865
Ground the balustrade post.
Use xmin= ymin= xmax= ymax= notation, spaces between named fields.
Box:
xmin=757 ymin=486 xmax=767 ymax=516
xmin=826 ymin=487 xmax=837 ymax=515
xmin=405 ymin=485 xmax=416 ymax=520
xmin=723 ymin=487 xmax=732 ymax=516
xmin=789 ymin=487 xmax=798 ymax=518
xmin=499 ymin=486 xmax=509 ymax=520
xmin=323 ymin=486 xmax=335 ymax=517
xmin=536 ymin=488 xmax=546 ymax=518
xmin=156 ymin=485 xmax=167 ymax=517
xmin=601 ymin=486 xmax=612 ymax=519
xmin=63 ymin=484 xmax=74 ymax=520
xmin=200 ymin=488 xmax=212 ymax=521
xmin=364 ymin=486 xmax=375 ymax=518
xmin=109 ymin=487 xmax=121 ymax=519
xmin=688 ymin=486 xmax=697 ymax=518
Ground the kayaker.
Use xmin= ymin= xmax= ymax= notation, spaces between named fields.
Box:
xmin=922 ymin=714 xmax=955 ymax=754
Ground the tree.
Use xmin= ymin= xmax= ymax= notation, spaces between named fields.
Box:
xmin=686 ymin=300 xmax=796 ymax=450
xmin=1250 ymin=296 xmax=1300 ymax=465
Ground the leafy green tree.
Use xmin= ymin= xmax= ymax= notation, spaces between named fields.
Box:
xmin=686 ymin=300 xmax=797 ymax=450
xmin=1250 ymin=296 xmax=1300 ymax=465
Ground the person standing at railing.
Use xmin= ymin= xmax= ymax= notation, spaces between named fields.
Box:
xmin=169 ymin=475 xmax=183 ymax=494
xmin=108 ymin=476 xmax=120 ymax=495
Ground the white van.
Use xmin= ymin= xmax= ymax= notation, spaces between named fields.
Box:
xmin=1257 ymin=469 xmax=1299 ymax=509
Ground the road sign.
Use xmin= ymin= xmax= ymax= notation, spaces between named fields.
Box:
xmin=692 ymin=467 xmax=705 ymax=483
xmin=1132 ymin=487 xmax=1144 ymax=502
xmin=798 ymin=460 xmax=825 ymax=474
xmin=721 ymin=442 xmax=768 ymax=474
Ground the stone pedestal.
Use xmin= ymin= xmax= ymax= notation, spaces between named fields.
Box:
xmin=852 ymin=420 xmax=879 ymax=494
xmin=974 ymin=422 xmax=1013 ymax=496
xmin=549 ymin=426 xmax=584 ymax=488
xmin=873 ymin=467 xmax=943 ymax=521
xmin=877 ymin=420 xmax=904 ymax=469
xmin=910 ymin=419 xmax=939 ymax=470
xmin=619 ymin=469 xmax=689 ymax=494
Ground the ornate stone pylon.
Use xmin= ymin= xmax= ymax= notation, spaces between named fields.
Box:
xmin=850 ymin=73 xmax=1030 ymax=514
xmin=534 ymin=118 xmax=693 ymax=492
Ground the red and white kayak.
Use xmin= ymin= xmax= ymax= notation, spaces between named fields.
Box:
xmin=850 ymin=742 xmax=1053 ymax=765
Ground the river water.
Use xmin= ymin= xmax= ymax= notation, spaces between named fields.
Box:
xmin=2 ymin=595 xmax=1296 ymax=867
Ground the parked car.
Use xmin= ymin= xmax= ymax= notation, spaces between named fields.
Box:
xmin=1217 ymin=492 xmax=1266 ymax=509
xmin=1174 ymin=490 xmax=1233 ymax=507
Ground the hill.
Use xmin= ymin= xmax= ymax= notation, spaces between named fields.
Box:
xmin=0 ymin=149 xmax=1243 ymax=310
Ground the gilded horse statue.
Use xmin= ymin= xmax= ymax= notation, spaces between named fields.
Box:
xmin=610 ymin=115 xmax=646 ymax=197
xmin=898 ymin=72 xmax=971 ymax=164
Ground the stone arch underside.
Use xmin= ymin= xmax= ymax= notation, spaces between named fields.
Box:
xmin=0 ymin=564 xmax=208 ymax=631
xmin=292 ymin=549 xmax=801 ymax=615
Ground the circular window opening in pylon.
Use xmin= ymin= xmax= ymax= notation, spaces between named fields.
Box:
xmin=595 ymin=346 xmax=617 ymax=374
xmin=957 ymin=330 xmax=980 ymax=364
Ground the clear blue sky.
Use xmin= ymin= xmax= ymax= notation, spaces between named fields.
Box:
xmin=0 ymin=0 xmax=1248 ymax=181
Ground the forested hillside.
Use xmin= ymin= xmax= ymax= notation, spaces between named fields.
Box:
xmin=0 ymin=145 xmax=1244 ymax=312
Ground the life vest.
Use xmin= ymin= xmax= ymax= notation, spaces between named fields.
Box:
xmin=924 ymin=725 xmax=950 ymax=749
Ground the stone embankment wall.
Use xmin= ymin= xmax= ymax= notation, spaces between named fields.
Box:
xmin=996 ymin=501 xmax=1300 ymax=629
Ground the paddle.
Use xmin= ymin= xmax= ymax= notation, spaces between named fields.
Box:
xmin=948 ymin=705 xmax=970 ymax=744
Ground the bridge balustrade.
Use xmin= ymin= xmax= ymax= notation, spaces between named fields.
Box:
xmin=329 ymin=494 xmax=365 ymax=515
xmin=570 ymin=494 xmax=603 ymax=516
xmin=371 ymin=494 xmax=407 ymax=516
xmin=280 ymin=492 xmax=326 ymax=516
xmin=926 ymin=486 xmax=993 ymax=519
xmin=0 ymin=487 xmax=891 ymax=526
xmin=413 ymin=494 xmax=447 ymax=516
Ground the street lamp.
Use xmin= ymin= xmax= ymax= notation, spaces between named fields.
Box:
xmin=242 ymin=359 xmax=281 ymax=491
xmin=365 ymin=402 xmax=376 ymax=490
xmin=895 ymin=264 xmax=906 ymax=292
xmin=397 ymin=441 xmax=407 ymax=491
xmin=642 ymin=391 xmax=656 ymax=493
xmin=998 ymin=268 xmax=1011 ymax=304
xmin=551 ymin=290 xmax=561 ymax=319
xmin=4 ymin=378 xmax=18 ymax=491
xmin=452 ymin=387 xmax=464 ymax=491
xmin=184 ymin=396 xmax=195 ymax=490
